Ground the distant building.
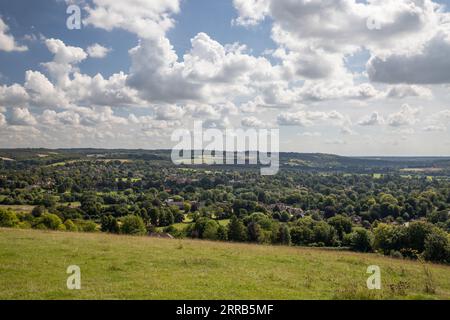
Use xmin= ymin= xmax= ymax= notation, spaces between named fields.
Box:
xmin=165 ymin=199 xmax=185 ymax=210
xmin=269 ymin=203 xmax=304 ymax=217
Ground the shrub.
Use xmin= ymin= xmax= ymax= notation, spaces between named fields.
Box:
xmin=121 ymin=215 xmax=146 ymax=236
xmin=159 ymin=210 xmax=174 ymax=227
xmin=405 ymin=221 xmax=434 ymax=252
xmin=203 ymin=220 xmax=219 ymax=240
xmin=57 ymin=207 xmax=83 ymax=220
xmin=217 ymin=225 xmax=228 ymax=241
xmin=37 ymin=213 xmax=63 ymax=230
xmin=349 ymin=228 xmax=374 ymax=253
xmin=34 ymin=223 xmax=48 ymax=230
xmin=16 ymin=212 xmax=34 ymax=223
xmin=64 ymin=219 xmax=78 ymax=232
xmin=101 ymin=215 xmax=120 ymax=234
xmin=313 ymin=221 xmax=337 ymax=246
xmin=328 ymin=215 xmax=352 ymax=240
xmin=227 ymin=216 xmax=247 ymax=242
xmin=290 ymin=217 xmax=315 ymax=246
xmin=190 ymin=217 xmax=211 ymax=238
xmin=423 ymin=228 xmax=450 ymax=263
xmin=278 ymin=225 xmax=291 ymax=245
xmin=31 ymin=206 xmax=45 ymax=218
xmin=247 ymin=221 xmax=262 ymax=242
xmin=373 ymin=224 xmax=403 ymax=254
xmin=174 ymin=211 xmax=184 ymax=223
xmin=291 ymin=225 xmax=313 ymax=246
xmin=18 ymin=221 xmax=32 ymax=229
xmin=0 ymin=209 xmax=19 ymax=228
xmin=74 ymin=219 xmax=97 ymax=232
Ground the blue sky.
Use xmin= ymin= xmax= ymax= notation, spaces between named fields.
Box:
xmin=0 ymin=0 xmax=136 ymax=83
xmin=0 ymin=0 xmax=277 ymax=84
xmin=0 ymin=0 xmax=449 ymax=155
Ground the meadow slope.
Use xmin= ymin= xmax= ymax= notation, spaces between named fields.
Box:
xmin=0 ymin=228 xmax=449 ymax=300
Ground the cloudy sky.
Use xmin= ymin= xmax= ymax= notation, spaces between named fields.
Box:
xmin=0 ymin=0 xmax=449 ymax=156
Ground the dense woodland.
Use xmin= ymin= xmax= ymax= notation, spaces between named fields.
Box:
xmin=0 ymin=149 xmax=449 ymax=264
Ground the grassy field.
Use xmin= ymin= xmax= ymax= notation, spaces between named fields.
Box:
xmin=0 ymin=204 xmax=35 ymax=213
xmin=0 ymin=228 xmax=449 ymax=300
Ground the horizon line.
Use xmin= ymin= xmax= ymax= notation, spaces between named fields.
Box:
xmin=1 ymin=147 xmax=450 ymax=158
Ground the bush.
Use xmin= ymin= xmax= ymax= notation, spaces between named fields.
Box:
xmin=290 ymin=217 xmax=315 ymax=246
xmin=174 ymin=211 xmax=184 ymax=223
xmin=349 ymin=228 xmax=374 ymax=252
xmin=217 ymin=225 xmax=228 ymax=241
xmin=190 ymin=217 xmax=212 ymax=238
xmin=405 ymin=221 xmax=434 ymax=252
xmin=18 ymin=221 xmax=32 ymax=229
xmin=74 ymin=219 xmax=97 ymax=232
xmin=423 ymin=228 xmax=450 ymax=263
xmin=57 ymin=207 xmax=83 ymax=220
xmin=203 ymin=220 xmax=219 ymax=240
xmin=36 ymin=213 xmax=63 ymax=230
xmin=159 ymin=210 xmax=174 ymax=227
xmin=34 ymin=223 xmax=48 ymax=230
xmin=227 ymin=216 xmax=247 ymax=242
xmin=328 ymin=215 xmax=352 ymax=240
xmin=121 ymin=215 xmax=146 ymax=236
xmin=247 ymin=221 xmax=262 ymax=242
xmin=31 ymin=206 xmax=45 ymax=218
xmin=16 ymin=212 xmax=34 ymax=223
xmin=373 ymin=223 xmax=404 ymax=254
xmin=0 ymin=209 xmax=19 ymax=228
xmin=312 ymin=221 xmax=337 ymax=246
xmin=64 ymin=219 xmax=78 ymax=232
xmin=278 ymin=225 xmax=291 ymax=245
xmin=101 ymin=215 xmax=120 ymax=234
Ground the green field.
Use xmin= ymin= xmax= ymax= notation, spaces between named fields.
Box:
xmin=0 ymin=204 xmax=35 ymax=213
xmin=1 ymin=228 xmax=449 ymax=300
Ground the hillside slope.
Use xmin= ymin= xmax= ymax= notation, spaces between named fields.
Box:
xmin=0 ymin=228 xmax=449 ymax=300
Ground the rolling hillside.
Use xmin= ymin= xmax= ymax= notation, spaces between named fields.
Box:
xmin=1 ymin=228 xmax=449 ymax=300
xmin=1 ymin=148 xmax=450 ymax=176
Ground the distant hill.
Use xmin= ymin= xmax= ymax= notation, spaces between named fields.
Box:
xmin=1 ymin=148 xmax=449 ymax=174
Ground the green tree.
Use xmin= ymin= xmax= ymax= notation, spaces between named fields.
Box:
xmin=349 ymin=228 xmax=374 ymax=252
xmin=121 ymin=215 xmax=146 ymax=236
xmin=217 ymin=225 xmax=228 ymax=241
xmin=101 ymin=215 xmax=120 ymax=234
xmin=64 ymin=219 xmax=78 ymax=232
xmin=423 ymin=228 xmax=450 ymax=263
xmin=373 ymin=223 xmax=403 ymax=254
xmin=203 ymin=220 xmax=219 ymax=240
xmin=247 ymin=221 xmax=262 ymax=243
xmin=37 ymin=213 xmax=63 ymax=230
xmin=0 ymin=209 xmax=19 ymax=228
xmin=278 ymin=225 xmax=291 ymax=245
xmin=31 ymin=206 xmax=45 ymax=218
xmin=328 ymin=215 xmax=352 ymax=240
xmin=227 ymin=216 xmax=247 ymax=242
xmin=76 ymin=220 xmax=97 ymax=232
xmin=149 ymin=207 xmax=160 ymax=226
xmin=290 ymin=217 xmax=315 ymax=246
xmin=312 ymin=221 xmax=336 ymax=246
xmin=159 ymin=210 xmax=174 ymax=227
xmin=405 ymin=221 xmax=434 ymax=252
